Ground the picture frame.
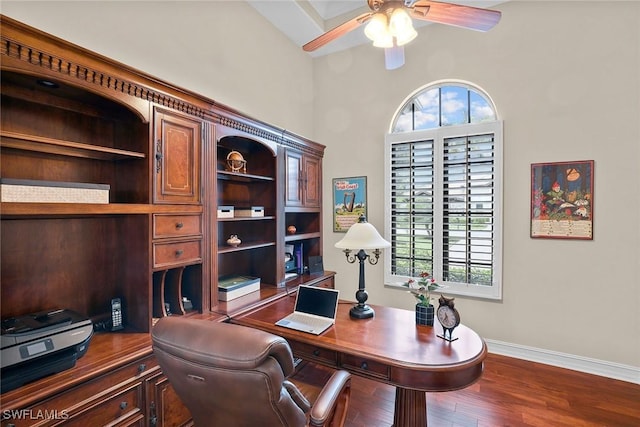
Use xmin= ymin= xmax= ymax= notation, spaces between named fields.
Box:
xmin=333 ymin=176 xmax=367 ymax=232
xmin=531 ymin=160 xmax=594 ymax=239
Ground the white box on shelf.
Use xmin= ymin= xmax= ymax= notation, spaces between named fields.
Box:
xmin=0 ymin=178 xmax=110 ymax=204
xmin=235 ymin=206 xmax=264 ymax=218
xmin=218 ymin=275 xmax=261 ymax=301
xmin=217 ymin=205 xmax=234 ymax=218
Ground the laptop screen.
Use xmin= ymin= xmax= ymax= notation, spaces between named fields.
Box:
xmin=295 ymin=285 xmax=339 ymax=319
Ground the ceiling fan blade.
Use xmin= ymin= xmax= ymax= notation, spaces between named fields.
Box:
xmin=303 ymin=12 xmax=373 ymax=52
xmin=410 ymin=0 xmax=501 ymax=32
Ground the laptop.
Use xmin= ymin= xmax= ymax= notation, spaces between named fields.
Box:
xmin=275 ymin=285 xmax=340 ymax=335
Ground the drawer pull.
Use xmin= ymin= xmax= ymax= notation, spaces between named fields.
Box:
xmin=313 ymin=349 xmax=321 ymax=356
xmin=175 ymin=222 xmax=184 ymax=229
xmin=360 ymin=361 xmax=368 ymax=370
xmin=175 ymin=249 xmax=184 ymax=257
xmin=120 ymin=401 xmax=128 ymax=410
xmin=138 ymin=363 xmax=146 ymax=373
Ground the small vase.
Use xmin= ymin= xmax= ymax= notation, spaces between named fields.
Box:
xmin=415 ymin=303 xmax=434 ymax=326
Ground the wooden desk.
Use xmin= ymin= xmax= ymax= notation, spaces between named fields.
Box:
xmin=233 ymin=297 xmax=487 ymax=426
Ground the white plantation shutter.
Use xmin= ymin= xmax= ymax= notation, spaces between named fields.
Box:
xmin=385 ymin=122 xmax=502 ymax=300
xmin=441 ymin=134 xmax=495 ymax=286
xmin=389 ymin=139 xmax=435 ymax=278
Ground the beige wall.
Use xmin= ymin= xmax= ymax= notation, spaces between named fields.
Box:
xmin=1 ymin=1 xmax=315 ymax=137
xmin=316 ymin=1 xmax=640 ymax=369
xmin=3 ymin=1 xmax=639 ymax=371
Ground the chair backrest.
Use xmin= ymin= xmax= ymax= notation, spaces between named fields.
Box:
xmin=152 ymin=317 xmax=307 ymax=426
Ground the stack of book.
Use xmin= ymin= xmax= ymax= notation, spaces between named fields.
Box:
xmin=218 ymin=275 xmax=260 ymax=301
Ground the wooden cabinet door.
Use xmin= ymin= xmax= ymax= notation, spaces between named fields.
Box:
xmin=154 ymin=110 xmax=201 ymax=204
xmin=285 ymin=149 xmax=303 ymax=207
xmin=285 ymin=150 xmax=321 ymax=208
xmin=146 ymin=371 xmax=192 ymax=427
xmin=302 ymin=154 xmax=321 ymax=208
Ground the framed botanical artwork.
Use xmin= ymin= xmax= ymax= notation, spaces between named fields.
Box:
xmin=531 ymin=160 xmax=594 ymax=239
xmin=333 ymin=176 xmax=367 ymax=232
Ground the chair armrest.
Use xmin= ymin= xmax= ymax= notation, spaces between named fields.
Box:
xmin=284 ymin=380 xmax=312 ymax=412
xmin=309 ymin=370 xmax=352 ymax=427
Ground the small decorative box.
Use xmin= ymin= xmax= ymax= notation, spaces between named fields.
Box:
xmin=235 ymin=206 xmax=264 ymax=218
xmin=217 ymin=205 xmax=234 ymax=218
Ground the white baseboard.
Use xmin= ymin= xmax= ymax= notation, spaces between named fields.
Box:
xmin=486 ymin=339 xmax=640 ymax=385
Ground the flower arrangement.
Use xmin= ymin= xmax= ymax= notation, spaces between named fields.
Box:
xmin=403 ymin=272 xmax=442 ymax=307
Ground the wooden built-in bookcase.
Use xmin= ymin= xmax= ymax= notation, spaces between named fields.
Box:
xmin=0 ymin=15 xmax=331 ymax=426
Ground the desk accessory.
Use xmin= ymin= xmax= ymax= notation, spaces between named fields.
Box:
xmin=335 ymin=215 xmax=390 ymax=319
xmin=226 ymin=234 xmax=241 ymax=247
xmin=226 ymin=150 xmax=246 ymax=173
xmin=308 ymin=255 xmax=324 ymax=274
xmin=436 ymin=295 xmax=460 ymax=341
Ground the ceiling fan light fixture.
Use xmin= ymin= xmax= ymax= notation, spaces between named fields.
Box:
xmin=364 ymin=13 xmax=389 ymax=42
xmin=372 ymin=32 xmax=393 ymax=48
xmin=389 ymin=8 xmax=417 ymax=46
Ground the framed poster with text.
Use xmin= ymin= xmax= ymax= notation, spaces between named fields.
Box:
xmin=333 ymin=176 xmax=367 ymax=232
xmin=531 ymin=160 xmax=594 ymax=239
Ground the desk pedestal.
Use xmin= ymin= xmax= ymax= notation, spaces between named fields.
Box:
xmin=395 ymin=388 xmax=427 ymax=426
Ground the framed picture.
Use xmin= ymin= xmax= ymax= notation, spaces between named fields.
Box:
xmin=531 ymin=160 xmax=594 ymax=239
xmin=333 ymin=176 xmax=367 ymax=232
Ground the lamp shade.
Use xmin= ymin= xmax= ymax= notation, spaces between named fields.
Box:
xmin=335 ymin=216 xmax=390 ymax=250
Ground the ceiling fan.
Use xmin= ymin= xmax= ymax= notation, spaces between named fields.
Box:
xmin=303 ymin=0 xmax=502 ymax=69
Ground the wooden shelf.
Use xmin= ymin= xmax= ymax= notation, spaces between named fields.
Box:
xmin=0 ymin=202 xmax=202 ymax=217
xmin=0 ymin=131 xmax=146 ymax=161
xmin=218 ymin=240 xmax=276 ymax=253
xmin=217 ymin=170 xmax=274 ymax=182
xmin=218 ymin=216 xmax=276 ymax=222
xmin=285 ymin=232 xmax=321 ymax=242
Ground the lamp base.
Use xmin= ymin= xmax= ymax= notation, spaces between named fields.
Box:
xmin=350 ymin=304 xmax=374 ymax=319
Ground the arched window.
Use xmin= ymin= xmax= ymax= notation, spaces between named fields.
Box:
xmin=392 ymin=82 xmax=497 ymax=132
xmin=384 ymin=82 xmax=503 ymax=300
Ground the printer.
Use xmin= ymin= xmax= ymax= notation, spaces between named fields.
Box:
xmin=1 ymin=309 xmax=93 ymax=393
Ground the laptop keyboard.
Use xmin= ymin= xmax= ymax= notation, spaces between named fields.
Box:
xmin=286 ymin=312 xmax=331 ymax=329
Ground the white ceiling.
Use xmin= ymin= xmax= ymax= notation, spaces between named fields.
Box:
xmin=247 ymin=0 xmax=506 ymax=57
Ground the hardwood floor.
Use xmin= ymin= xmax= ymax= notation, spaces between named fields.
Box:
xmin=344 ymin=353 xmax=640 ymax=427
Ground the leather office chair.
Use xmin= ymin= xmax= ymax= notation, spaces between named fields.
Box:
xmin=152 ymin=317 xmax=352 ymax=427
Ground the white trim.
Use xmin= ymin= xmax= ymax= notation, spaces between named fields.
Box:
xmin=486 ymin=339 xmax=640 ymax=385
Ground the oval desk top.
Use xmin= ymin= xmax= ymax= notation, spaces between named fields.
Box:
xmin=233 ymin=296 xmax=487 ymax=391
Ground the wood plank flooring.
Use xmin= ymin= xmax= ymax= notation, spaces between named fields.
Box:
xmin=344 ymin=353 xmax=640 ymax=427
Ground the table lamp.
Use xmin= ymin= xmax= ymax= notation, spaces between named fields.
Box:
xmin=335 ymin=215 xmax=390 ymax=319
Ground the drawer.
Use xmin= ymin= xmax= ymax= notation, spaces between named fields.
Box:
xmin=340 ymin=354 xmax=390 ymax=381
xmin=63 ymin=382 xmax=145 ymax=426
xmin=313 ymin=277 xmax=334 ymax=289
xmin=289 ymin=341 xmax=338 ymax=367
xmin=153 ymin=240 xmax=202 ymax=269
xmin=153 ymin=214 xmax=202 ymax=239
xmin=0 ymin=357 xmax=158 ymax=427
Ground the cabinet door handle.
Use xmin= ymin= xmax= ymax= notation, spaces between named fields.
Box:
xmin=175 ymin=249 xmax=184 ymax=257
xmin=175 ymin=222 xmax=184 ymax=229
xmin=155 ymin=139 xmax=163 ymax=172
